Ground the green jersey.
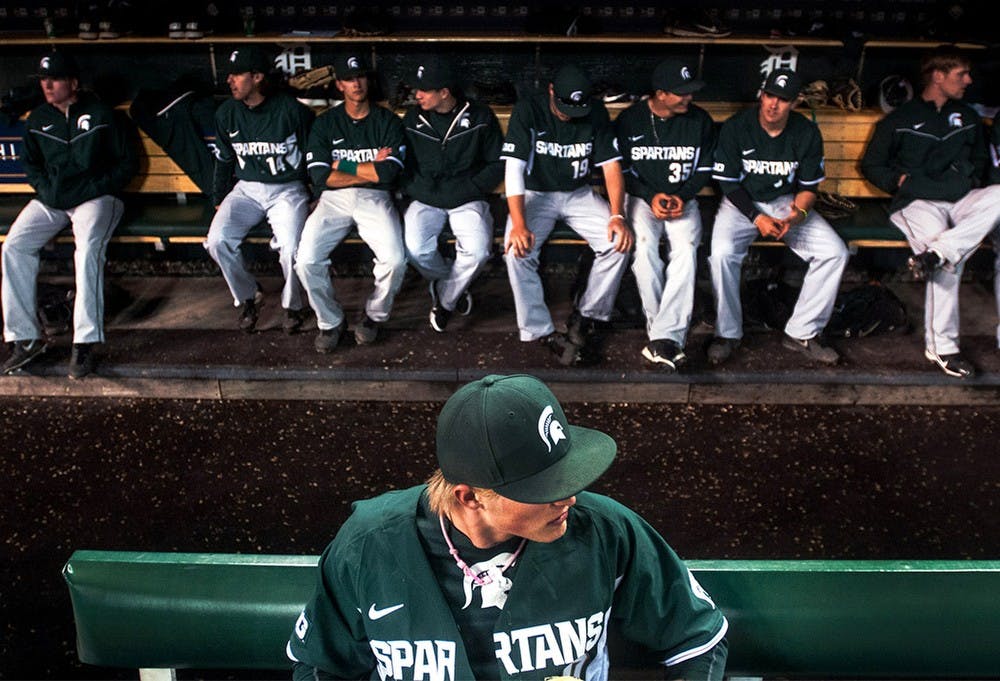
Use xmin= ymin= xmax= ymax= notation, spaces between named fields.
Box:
xmin=500 ymin=94 xmax=620 ymax=193
xmin=862 ymin=96 xmax=989 ymax=212
xmin=306 ymin=103 xmax=406 ymax=195
xmin=713 ymin=105 xmax=825 ymax=202
xmin=212 ymin=92 xmax=313 ymax=203
xmin=615 ymin=99 xmax=716 ymax=204
xmin=21 ymin=91 xmax=138 ymax=210
xmin=288 ymin=485 xmax=727 ymax=680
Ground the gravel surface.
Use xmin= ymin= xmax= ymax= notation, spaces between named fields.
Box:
xmin=2 ymin=397 xmax=998 ymax=679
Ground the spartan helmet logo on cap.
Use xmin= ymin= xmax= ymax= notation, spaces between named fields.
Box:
xmin=348 ymin=56 xmax=360 ymax=69
xmin=229 ymin=50 xmax=239 ymax=62
xmin=417 ymin=65 xmax=425 ymax=79
xmin=681 ymin=66 xmax=692 ymax=80
xmin=40 ymin=57 xmax=50 ymax=70
xmin=775 ymin=74 xmax=789 ymax=89
xmin=537 ymin=405 xmax=567 ymax=453
xmin=570 ymin=90 xmax=583 ymax=103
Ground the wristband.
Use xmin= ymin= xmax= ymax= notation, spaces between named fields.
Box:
xmin=795 ymin=205 xmax=808 ymax=218
xmin=610 ymin=214 xmax=626 ymax=222
xmin=337 ymin=159 xmax=358 ymax=176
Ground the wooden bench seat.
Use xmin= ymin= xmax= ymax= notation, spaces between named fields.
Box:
xmin=1 ymin=102 xmax=908 ymax=251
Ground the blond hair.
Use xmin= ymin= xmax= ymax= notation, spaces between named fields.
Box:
xmin=425 ymin=469 xmax=496 ymax=517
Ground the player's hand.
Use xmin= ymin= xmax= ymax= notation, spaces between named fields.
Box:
xmin=783 ymin=204 xmax=807 ymax=228
xmin=375 ymin=147 xmax=392 ymax=162
xmin=505 ymin=223 xmax=535 ymax=258
xmin=651 ymin=193 xmax=673 ymax=220
xmin=608 ymin=216 xmax=634 ymax=253
xmin=753 ymin=214 xmax=786 ymax=240
xmin=663 ymin=194 xmax=685 ymax=220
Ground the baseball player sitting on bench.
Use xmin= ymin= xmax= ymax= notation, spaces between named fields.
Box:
xmin=863 ymin=45 xmax=1000 ymax=379
xmin=295 ymin=53 xmax=407 ymax=352
xmin=708 ymin=68 xmax=848 ymax=366
xmin=501 ymin=64 xmax=634 ymax=366
xmin=2 ymin=51 xmax=138 ymax=379
xmin=206 ymin=46 xmax=314 ymax=335
xmin=400 ymin=57 xmax=504 ymax=333
xmin=616 ymin=59 xmax=717 ymax=371
xmin=287 ymin=373 xmax=729 ymax=680
xmin=989 ymin=115 xmax=1000 ymax=354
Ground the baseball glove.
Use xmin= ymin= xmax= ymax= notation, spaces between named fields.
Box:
xmin=799 ymin=80 xmax=829 ymax=109
xmin=288 ymin=65 xmax=334 ymax=91
xmin=814 ymin=191 xmax=858 ymax=221
xmin=830 ymin=77 xmax=862 ymax=112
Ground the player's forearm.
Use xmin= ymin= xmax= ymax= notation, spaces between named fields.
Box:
xmin=506 ymin=192 xmax=527 ymax=231
xmin=602 ymin=161 xmax=626 ymax=216
xmin=325 ymin=160 xmax=379 ymax=187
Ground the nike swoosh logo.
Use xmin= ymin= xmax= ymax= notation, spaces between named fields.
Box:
xmin=228 ymin=130 xmax=239 ymax=137
xmin=42 ymin=124 xmax=55 ymax=131
xmin=368 ymin=603 xmax=405 ymax=620
xmin=742 ymin=148 xmax=755 ymax=155
xmin=914 ymin=123 xmax=925 ymax=130
xmin=537 ymin=131 xmax=548 ymax=137
xmin=416 ymin=122 xmax=427 ymax=129
xmin=773 ymin=179 xmax=783 ymax=187
xmin=629 ymin=135 xmax=644 ymax=141
xmin=332 ymin=137 xmax=345 ymax=144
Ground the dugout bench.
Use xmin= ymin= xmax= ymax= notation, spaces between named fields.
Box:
xmin=63 ymin=549 xmax=1000 ymax=680
xmin=0 ymin=102 xmax=906 ymax=253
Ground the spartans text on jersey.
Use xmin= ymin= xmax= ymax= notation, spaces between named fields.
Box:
xmin=534 ymin=140 xmax=593 ymax=159
xmin=629 ymin=145 xmax=698 ymax=161
xmin=368 ymin=609 xmax=607 ymax=681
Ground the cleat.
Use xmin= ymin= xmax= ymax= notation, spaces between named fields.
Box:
xmin=641 ymin=339 xmax=688 ymax=371
xmin=925 ymin=349 xmax=975 ymax=378
xmin=238 ymin=298 xmax=259 ymax=332
xmin=907 ymin=250 xmax=941 ymax=281
xmin=314 ymin=322 xmax=345 ymax=354
xmin=68 ymin=343 xmax=95 ymax=379
xmin=237 ymin=287 xmax=264 ymax=332
xmin=782 ymin=334 xmax=839 ymax=365
xmin=706 ymin=337 xmax=740 ymax=366
xmin=428 ymin=280 xmax=450 ymax=332
xmin=354 ymin=314 xmax=380 ymax=345
xmin=457 ymin=290 xmax=473 ymax=316
xmin=283 ymin=308 xmax=308 ymax=335
xmin=539 ymin=332 xmax=583 ymax=367
xmin=1 ymin=339 xmax=48 ymax=374
xmin=429 ymin=305 xmax=451 ymax=333
xmin=566 ymin=310 xmax=601 ymax=347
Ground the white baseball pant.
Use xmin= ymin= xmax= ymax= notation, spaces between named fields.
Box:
xmin=709 ymin=195 xmax=849 ymax=341
xmin=403 ymin=199 xmax=492 ymax=311
xmin=504 ymin=186 xmax=630 ymax=341
xmin=205 ymin=180 xmax=308 ymax=311
xmin=2 ymin=195 xmax=123 ymax=344
xmin=295 ymin=187 xmax=405 ymax=330
xmin=628 ymin=194 xmax=701 ymax=346
xmin=891 ymin=185 xmax=1000 ymax=355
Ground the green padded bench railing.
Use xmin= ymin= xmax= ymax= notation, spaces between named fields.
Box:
xmin=63 ymin=550 xmax=1000 ymax=680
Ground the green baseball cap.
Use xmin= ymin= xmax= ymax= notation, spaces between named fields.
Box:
xmin=37 ymin=51 xmax=79 ymax=79
xmin=551 ymin=64 xmax=593 ymax=118
xmin=334 ymin=53 xmax=368 ymax=79
xmin=436 ymin=374 xmax=616 ymax=504
xmin=225 ymin=46 xmax=272 ymax=75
